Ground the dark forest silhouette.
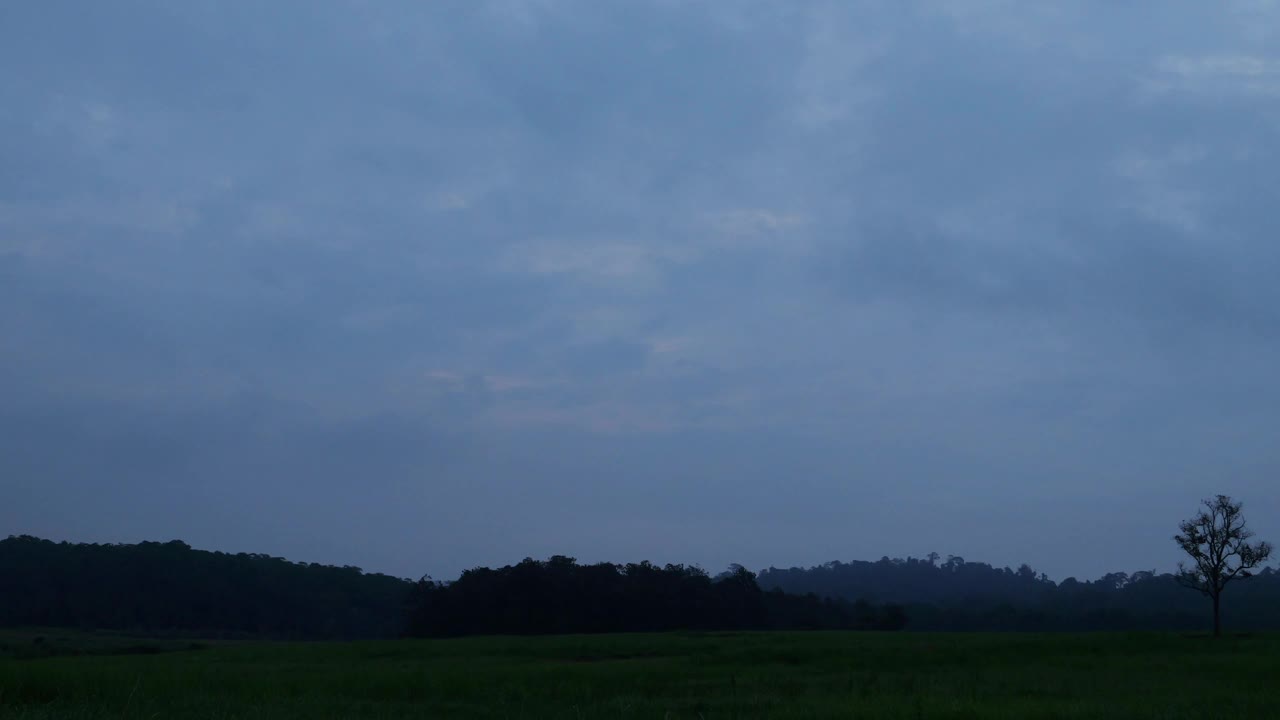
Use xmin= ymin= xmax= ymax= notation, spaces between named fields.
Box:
xmin=4 ymin=531 xmax=1279 ymax=639
xmin=0 ymin=537 xmax=902 ymax=639
xmin=758 ymin=557 xmax=1280 ymax=631
xmin=0 ymin=536 xmax=408 ymax=639
xmin=405 ymin=557 xmax=905 ymax=637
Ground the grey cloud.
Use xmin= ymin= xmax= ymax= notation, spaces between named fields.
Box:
xmin=3 ymin=0 xmax=1280 ymax=581
xmin=828 ymin=211 xmax=1280 ymax=345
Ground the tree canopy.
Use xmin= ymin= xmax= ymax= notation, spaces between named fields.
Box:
xmin=758 ymin=554 xmax=1280 ymax=632
xmin=5 ymin=534 xmax=1280 ymax=638
xmin=404 ymin=557 xmax=905 ymax=637
xmin=0 ymin=535 xmax=410 ymax=639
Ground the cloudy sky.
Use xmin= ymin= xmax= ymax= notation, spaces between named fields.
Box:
xmin=4 ymin=1 xmax=1280 ymax=581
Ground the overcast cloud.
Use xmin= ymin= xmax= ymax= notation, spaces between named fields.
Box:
xmin=3 ymin=1 xmax=1280 ymax=580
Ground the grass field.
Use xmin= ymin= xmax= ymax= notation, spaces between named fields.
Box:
xmin=2 ymin=630 xmax=1277 ymax=718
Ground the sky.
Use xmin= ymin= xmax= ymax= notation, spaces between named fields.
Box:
xmin=4 ymin=1 xmax=1280 ymax=582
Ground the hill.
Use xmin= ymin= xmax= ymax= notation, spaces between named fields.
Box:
xmin=0 ymin=535 xmax=411 ymax=639
xmin=759 ymin=555 xmax=1280 ymax=631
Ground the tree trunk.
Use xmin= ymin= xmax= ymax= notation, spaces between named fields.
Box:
xmin=1212 ymin=592 xmax=1221 ymax=638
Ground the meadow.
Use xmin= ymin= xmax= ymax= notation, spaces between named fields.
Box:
xmin=2 ymin=629 xmax=1277 ymax=719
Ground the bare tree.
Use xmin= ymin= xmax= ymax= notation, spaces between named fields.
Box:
xmin=1173 ymin=495 xmax=1272 ymax=637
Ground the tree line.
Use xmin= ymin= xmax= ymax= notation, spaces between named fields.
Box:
xmin=759 ymin=497 xmax=1275 ymax=635
xmin=0 ymin=536 xmax=409 ymax=639
xmin=1 ymin=496 xmax=1272 ymax=638
xmin=405 ymin=557 xmax=906 ymax=637
xmin=0 ymin=537 xmax=902 ymax=639
xmin=759 ymin=558 xmax=1280 ymax=632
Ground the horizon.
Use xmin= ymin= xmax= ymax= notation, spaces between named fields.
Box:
xmin=5 ymin=1 xmax=1280 ymax=584
xmin=8 ymin=530 xmax=1261 ymax=586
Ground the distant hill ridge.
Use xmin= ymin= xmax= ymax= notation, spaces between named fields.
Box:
xmin=0 ymin=535 xmax=411 ymax=639
xmin=758 ymin=556 xmax=1280 ymax=631
xmin=6 ymin=536 xmax=1280 ymax=636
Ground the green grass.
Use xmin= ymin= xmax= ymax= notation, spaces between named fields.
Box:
xmin=0 ymin=628 xmax=208 ymax=661
xmin=2 ymin=631 xmax=1277 ymax=718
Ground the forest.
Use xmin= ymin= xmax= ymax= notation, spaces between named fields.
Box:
xmin=5 ymin=535 xmax=1280 ymax=638
xmin=405 ymin=557 xmax=905 ymax=636
xmin=759 ymin=555 xmax=1280 ymax=631
xmin=0 ymin=535 xmax=409 ymax=639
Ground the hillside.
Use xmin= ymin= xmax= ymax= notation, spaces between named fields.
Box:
xmin=0 ymin=536 xmax=411 ymax=639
